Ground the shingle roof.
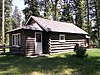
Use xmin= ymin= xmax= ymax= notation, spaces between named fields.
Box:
xmin=30 ymin=16 xmax=88 ymax=34
xmin=6 ymin=22 xmax=43 ymax=33
xmin=7 ymin=16 xmax=88 ymax=34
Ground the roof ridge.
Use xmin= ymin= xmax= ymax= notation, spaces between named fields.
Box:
xmin=31 ymin=16 xmax=48 ymax=32
xmin=7 ymin=16 xmax=88 ymax=35
xmin=31 ymin=16 xmax=74 ymax=24
xmin=31 ymin=16 xmax=88 ymax=34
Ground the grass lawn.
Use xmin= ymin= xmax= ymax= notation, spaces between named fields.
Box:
xmin=0 ymin=49 xmax=100 ymax=75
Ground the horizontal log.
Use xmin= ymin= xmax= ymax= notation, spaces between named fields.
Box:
xmin=51 ymin=44 xmax=74 ymax=48
xmin=23 ymin=48 xmax=35 ymax=49
xmin=51 ymin=42 xmax=85 ymax=45
xmin=51 ymin=48 xmax=74 ymax=51
xmin=51 ymin=42 xmax=84 ymax=45
xmin=0 ymin=50 xmax=5 ymax=51
xmin=66 ymin=41 xmax=85 ymax=43
xmin=26 ymin=51 xmax=34 ymax=53
xmin=66 ymin=39 xmax=85 ymax=42
xmin=26 ymin=48 xmax=35 ymax=51
xmin=26 ymin=38 xmax=35 ymax=40
xmin=51 ymin=46 xmax=75 ymax=50
xmin=51 ymin=40 xmax=85 ymax=43
xmin=26 ymin=43 xmax=35 ymax=45
xmin=51 ymin=39 xmax=85 ymax=42
xmin=51 ymin=43 xmax=85 ymax=49
xmin=26 ymin=40 xmax=35 ymax=42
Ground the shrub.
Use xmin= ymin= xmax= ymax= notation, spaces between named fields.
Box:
xmin=74 ymin=45 xmax=87 ymax=57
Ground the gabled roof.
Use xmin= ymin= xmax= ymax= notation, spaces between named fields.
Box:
xmin=6 ymin=22 xmax=43 ymax=33
xmin=27 ymin=16 xmax=88 ymax=34
xmin=7 ymin=16 xmax=88 ymax=34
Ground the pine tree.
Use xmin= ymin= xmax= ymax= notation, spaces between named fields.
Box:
xmin=0 ymin=1 xmax=2 ymax=29
xmin=43 ymin=0 xmax=52 ymax=19
xmin=38 ymin=0 xmax=51 ymax=18
xmin=0 ymin=1 xmax=2 ymax=43
xmin=23 ymin=0 xmax=40 ymax=21
xmin=60 ymin=1 xmax=73 ymax=23
xmin=12 ymin=6 xmax=21 ymax=28
xmin=74 ymin=0 xmax=87 ymax=29
xmin=51 ymin=0 xmax=59 ymax=20
xmin=5 ymin=0 xmax=13 ymax=31
xmin=0 ymin=0 xmax=12 ymax=43
xmin=95 ymin=0 xmax=100 ymax=45
xmin=86 ymin=0 xmax=97 ymax=45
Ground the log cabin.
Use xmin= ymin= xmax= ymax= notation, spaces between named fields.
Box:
xmin=7 ymin=16 xmax=88 ymax=56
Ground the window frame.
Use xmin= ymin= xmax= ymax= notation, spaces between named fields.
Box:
xmin=12 ymin=33 xmax=20 ymax=46
xmin=59 ymin=34 xmax=65 ymax=42
xmin=35 ymin=32 xmax=42 ymax=43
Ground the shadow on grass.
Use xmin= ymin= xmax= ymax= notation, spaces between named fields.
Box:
xmin=0 ymin=53 xmax=100 ymax=75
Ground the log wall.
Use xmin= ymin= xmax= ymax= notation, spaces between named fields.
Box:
xmin=21 ymin=30 xmax=35 ymax=56
xmin=42 ymin=32 xmax=50 ymax=54
xmin=50 ymin=33 xmax=86 ymax=51
xmin=9 ymin=29 xmax=36 ymax=56
xmin=9 ymin=30 xmax=25 ymax=55
xmin=51 ymin=39 xmax=86 ymax=50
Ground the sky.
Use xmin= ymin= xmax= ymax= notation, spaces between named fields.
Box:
xmin=12 ymin=0 xmax=25 ymax=11
xmin=12 ymin=0 xmax=27 ymax=18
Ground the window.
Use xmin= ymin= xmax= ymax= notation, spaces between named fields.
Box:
xmin=12 ymin=33 xmax=20 ymax=46
xmin=36 ymin=33 xmax=42 ymax=42
xmin=59 ymin=34 xmax=65 ymax=42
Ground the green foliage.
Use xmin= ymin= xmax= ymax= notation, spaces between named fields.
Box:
xmin=0 ymin=1 xmax=2 ymax=29
xmin=95 ymin=0 xmax=100 ymax=39
xmin=5 ymin=0 xmax=13 ymax=31
xmin=12 ymin=6 xmax=21 ymax=28
xmin=88 ymin=0 xmax=100 ymax=46
xmin=22 ymin=0 xmax=100 ymax=46
xmin=0 ymin=0 xmax=12 ymax=43
xmin=74 ymin=0 xmax=87 ymax=29
xmin=43 ymin=0 xmax=52 ymax=19
xmin=0 ymin=1 xmax=2 ymax=43
xmin=51 ymin=0 xmax=59 ymax=20
xmin=23 ymin=0 xmax=40 ymax=21
xmin=74 ymin=45 xmax=87 ymax=57
xmin=60 ymin=3 xmax=73 ymax=23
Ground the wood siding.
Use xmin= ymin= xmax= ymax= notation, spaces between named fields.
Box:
xmin=24 ymin=38 xmax=35 ymax=56
xmin=21 ymin=30 xmax=35 ymax=56
xmin=50 ymin=32 xmax=86 ymax=51
xmin=51 ymin=39 xmax=86 ymax=50
xmin=9 ymin=29 xmax=36 ymax=56
xmin=9 ymin=30 xmax=86 ymax=55
xmin=9 ymin=30 xmax=25 ymax=55
xmin=42 ymin=32 xmax=50 ymax=54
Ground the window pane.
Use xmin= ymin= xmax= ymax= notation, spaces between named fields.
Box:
xmin=12 ymin=35 xmax=14 ymax=45
xmin=61 ymin=36 xmax=64 ymax=40
xmin=18 ymin=34 xmax=20 ymax=45
xmin=59 ymin=34 xmax=65 ymax=42
xmin=36 ymin=33 xmax=41 ymax=42
xmin=16 ymin=34 xmax=19 ymax=45
xmin=14 ymin=35 xmax=15 ymax=45
xmin=12 ymin=33 xmax=20 ymax=46
xmin=16 ymin=35 xmax=17 ymax=45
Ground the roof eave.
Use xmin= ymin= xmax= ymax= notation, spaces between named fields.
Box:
xmin=47 ymin=30 xmax=88 ymax=35
xmin=6 ymin=28 xmax=24 ymax=33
